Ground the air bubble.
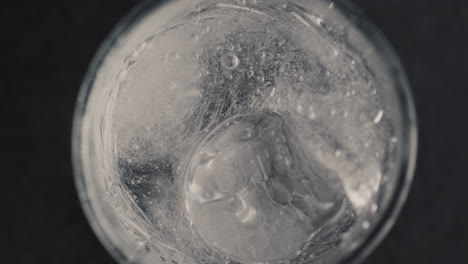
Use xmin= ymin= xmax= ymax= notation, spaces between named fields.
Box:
xmin=226 ymin=42 xmax=235 ymax=51
xmin=270 ymin=87 xmax=276 ymax=97
xmin=221 ymin=52 xmax=240 ymax=70
xmin=296 ymin=105 xmax=304 ymax=115
xmin=362 ymin=221 xmax=370 ymax=230
xmin=257 ymin=70 xmax=265 ymax=82
xmin=373 ymin=110 xmax=384 ymax=124
xmin=130 ymin=50 xmax=139 ymax=62
xmin=308 ymin=106 xmax=316 ymax=120
xmin=278 ymin=39 xmax=286 ymax=47
xmin=240 ymin=128 xmax=254 ymax=140
xmin=332 ymin=49 xmax=339 ymax=57
xmin=315 ymin=17 xmax=324 ymax=25
xmin=260 ymin=52 xmax=267 ymax=64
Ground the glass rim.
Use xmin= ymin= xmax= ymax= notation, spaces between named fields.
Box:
xmin=71 ymin=0 xmax=418 ymax=263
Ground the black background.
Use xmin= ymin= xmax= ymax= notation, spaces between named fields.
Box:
xmin=6 ymin=0 xmax=468 ymax=263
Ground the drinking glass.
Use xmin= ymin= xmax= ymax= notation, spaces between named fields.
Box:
xmin=72 ymin=1 xmax=417 ymax=263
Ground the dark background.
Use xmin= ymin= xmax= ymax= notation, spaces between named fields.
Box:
xmin=6 ymin=0 xmax=468 ymax=263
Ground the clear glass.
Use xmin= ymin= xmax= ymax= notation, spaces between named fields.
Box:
xmin=72 ymin=0 xmax=417 ymax=263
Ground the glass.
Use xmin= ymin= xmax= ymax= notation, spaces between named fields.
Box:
xmin=72 ymin=0 xmax=417 ymax=263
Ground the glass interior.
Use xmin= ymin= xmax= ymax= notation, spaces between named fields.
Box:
xmin=73 ymin=0 xmax=417 ymax=263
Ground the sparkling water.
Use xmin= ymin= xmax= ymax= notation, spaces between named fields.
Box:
xmin=86 ymin=0 xmax=405 ymax=263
